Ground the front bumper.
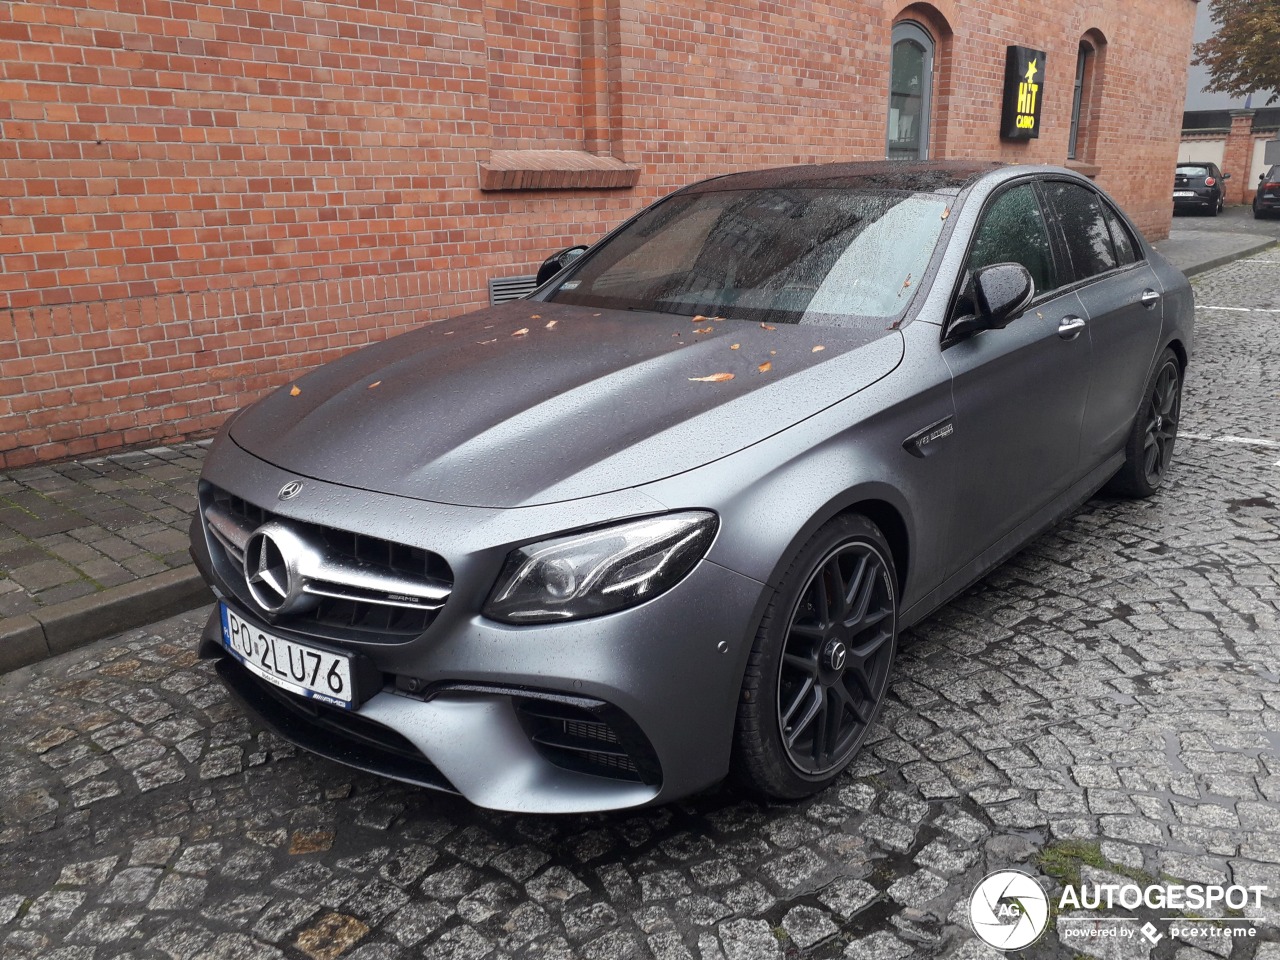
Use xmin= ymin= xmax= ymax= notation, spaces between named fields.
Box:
xmin=191 ymin=436 xmax=766 ymax=813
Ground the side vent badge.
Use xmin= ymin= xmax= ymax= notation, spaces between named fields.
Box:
xmin=903 ymin=417 xmax=955 ymax=459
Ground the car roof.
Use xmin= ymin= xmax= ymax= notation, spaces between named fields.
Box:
xmin=683 ymin=160 xmax=1013 ymax=197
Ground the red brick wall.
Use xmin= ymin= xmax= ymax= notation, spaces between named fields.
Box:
xmin=0 ymin=0 xmax=1198 ymax=467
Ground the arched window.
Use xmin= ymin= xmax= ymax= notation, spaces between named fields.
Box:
xmin=1068 ymin=43 xmax=1092 ymax=160
xmin=887 ymin=22 xmax=934 ymax=160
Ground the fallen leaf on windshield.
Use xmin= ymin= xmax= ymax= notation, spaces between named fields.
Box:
xmin=689 ymin=372 xmax=735 ymax=382
xmin=730 ymin=343 xmax=740 ymax=350
xmin=368 ymin=381 xmax=382 ymax=389
xmin=812 ymin=345 xmax=825 ymax=353
xmin=760 ymin=323 xmax=776 ymax=331
xmin=902 ymin=274 xmax=912 ymax=289
xmin=545 ymin=320 xmax=558 ymax=329
xmin=758 ymin=362 xmax=772 ymax=373
xmin=693 ymin=326 xmax=713 ymax=334
xmin=513 ymin=328 xmax=529 ymax=337
xmin=941 ymin=207 xmax=951 ymax=220
xmin=289 ymin=385 xmax=301 ymax=396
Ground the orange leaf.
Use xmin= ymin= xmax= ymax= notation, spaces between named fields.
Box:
xmin=812 ymin=345 xmax=825 ymax=352
xmin=368 ymin=380 xmax=382 ymax=389
xmin=688 ymin=372 xmax=735 ymax=382
xmin=691 ymin=315 xmax=707 ymax=323
xmin=760 ymin=323 xmax=776 ymax=331
xmin=694 ymin=326 xmax=713 ymax=334
xmin=545 ymin=320 xmax=558 ymax=329
xmin=530 ymin=314 xmax=541 ymax=319
xmin=730 ymin=343 xmax=740 ymax=350
xmin=513 ymin=328 xmax=529 ymax=337
xmin=289 ymin=385 xmax=301 ymax=396
xmin=712 ymin=316 xmax=725 ymax=322
xmin=477 ymin=338 xmax=498 ymax=345
xmin=758 ymin=361 xmax=772 ymax=373
xmin=941 ymin=207 xmax=951 ymax=220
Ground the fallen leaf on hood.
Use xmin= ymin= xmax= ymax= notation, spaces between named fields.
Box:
xmin=730 ymin=343 xmax=740 ymax=350
xmin=688 ymin=372 xmax=735 ymax=382
xmin=712 ymin=316 xmax=725 ymax=322
xmin=477 ymin=338 xmax=498 ymax=345
xmin=289 ymin=385 xmax=301 ymax=396
xmin=530 ymin=314 xmax=541 ymax=319
xmin=368 ymin=380 xmax=382 ymax=389
xmin=758 ymin=361 xmax=772 ymax=373
xmin=444 ymin=330 xmax=455 ymax=335
xmin=812 ymin=345 xmax=825 ymax=352
xmin=692 ymin=315 xmax=707 ymax=323
xmin=693 ymin=326 xmax=714 ymax=334
xmin=770 ymin=350 xmax=776 ymax=355
xmin=593 ymin=313 xmax=601 ymax=316
xmin=760 ymin=323 xmax=776 ymax=331
xmin=513 ymin=328 xmax=529 ymax=337
xmin=545 ymin=320 xmax=557 ymax=329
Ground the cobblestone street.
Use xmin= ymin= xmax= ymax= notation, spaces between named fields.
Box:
xmin=1 ymin=252 xmax=1278 ymax=960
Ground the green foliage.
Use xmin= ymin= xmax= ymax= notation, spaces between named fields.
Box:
xmin=1192 ymin=0 xmax=1280 ymax=105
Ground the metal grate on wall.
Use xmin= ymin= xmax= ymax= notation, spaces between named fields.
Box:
xmin=488 ymin=275 xmax=539 ymax=305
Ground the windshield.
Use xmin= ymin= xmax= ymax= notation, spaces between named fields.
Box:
xmin=548 ymin=188 xmax=951 ymax=326
xmin=1177 ymin=166 xmax=1209 ymax=177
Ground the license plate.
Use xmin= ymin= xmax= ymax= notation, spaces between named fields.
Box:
xmin=1173 ymin=191 xmax=1195 ymax=198
xmin=221 ymin=603 xmax=356 ymax=709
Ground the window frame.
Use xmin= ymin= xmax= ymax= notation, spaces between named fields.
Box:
xmin=1067 ymin=44 xmax=1091 ymax=161
xmin=886 ymin=21 xmax=935 ymax=162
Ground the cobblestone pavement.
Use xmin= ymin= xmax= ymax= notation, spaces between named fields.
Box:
xmin=1 ymin=253 xmax=1278 ymax=960
xmin=0 ymin=443 xmax=207 ymax=617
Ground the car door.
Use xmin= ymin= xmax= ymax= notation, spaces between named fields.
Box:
xmin=1039 ymin=180 xmax=1163 ymax=464
xmin=941 ymin=181 xmax=1093 ymax=571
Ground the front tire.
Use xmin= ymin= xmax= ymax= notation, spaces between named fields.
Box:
xmin=732 ymin=515 xmax=898 ymax=800
xmin=1104 ymin=348 xmax=1182 ymax=498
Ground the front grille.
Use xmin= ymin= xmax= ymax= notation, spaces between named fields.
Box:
xmin=201 ymin=483 xmax=453 ymax=642
xmin=217 ymin=659 xmax=457 ymax=794
xmin=514 ymin=696 xmax=661 ymax=786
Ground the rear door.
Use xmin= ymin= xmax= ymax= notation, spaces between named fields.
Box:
xmin=941 ymin=181 xmax=1093 ymax=569
xmin=1039 ymin=180 xmax=1162 ymax=464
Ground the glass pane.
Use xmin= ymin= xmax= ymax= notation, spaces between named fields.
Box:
xmin=888 ymin=39 xmax=927 ymax=160
xmin=966 ymin=185 xmax=1056 ymax=297
xmin=549 ymin=188 xmax=951 ymax=326
xmin=1042 ymin=182 xmax=1118 ymax=280
xmin=1101 ymin=204 xmax=1138 ymax=266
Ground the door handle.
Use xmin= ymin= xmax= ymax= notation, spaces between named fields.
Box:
xmin=1141 ymin=289 xmax=1161 ymax=308
xmin=1058 ymin=316 xmax=1087 ymax=340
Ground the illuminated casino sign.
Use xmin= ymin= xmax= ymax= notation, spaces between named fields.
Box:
xmin=1001 ymin=45 xmax=1046 ymax=140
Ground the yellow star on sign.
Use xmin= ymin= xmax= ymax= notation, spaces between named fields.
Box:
xmin=1025 ymin=59 xmax=1039 ymax=84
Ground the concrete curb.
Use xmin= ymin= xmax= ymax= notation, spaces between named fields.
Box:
xmin=1177 ymin=237 xmax=1278 ymax=279
xmin=0 ymin=566 xmax=212 ymax=674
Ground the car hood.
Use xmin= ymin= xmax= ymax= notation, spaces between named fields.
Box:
xmin=230 ymin=302 xmax=904 ymax=507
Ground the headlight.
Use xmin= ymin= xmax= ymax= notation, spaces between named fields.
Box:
xmin=483 ymin=512 xmax=718 ymax=624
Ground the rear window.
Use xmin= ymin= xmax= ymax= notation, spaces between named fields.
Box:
xmin=1177 ymin=166 xmax=1210 ymax=177
xmin=548 ymin=188 xmax=951 ymax=327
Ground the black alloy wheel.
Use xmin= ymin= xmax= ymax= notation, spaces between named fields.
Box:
xmin=777 ymin=541 xmax=895 ymax=775
xmin=733 ymin=514 xmax=898 ymax=799
xmin=1143 ymin=359 xmax=1181 ymax=487
xmin=1105 ymin=347 xmax=1183 ymax=499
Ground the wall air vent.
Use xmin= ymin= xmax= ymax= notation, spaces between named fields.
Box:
xmin=488 ymin=275 xmax=539 ymax=305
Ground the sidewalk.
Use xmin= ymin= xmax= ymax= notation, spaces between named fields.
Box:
xmin=1 ymin=228 xmax=1275 ymax=674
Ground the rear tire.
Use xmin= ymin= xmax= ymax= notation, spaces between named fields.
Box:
xmin=732 ymin=514 xmax=898 ymax=800
xmin=1104 ymin=348 xmax=1182 ymax=499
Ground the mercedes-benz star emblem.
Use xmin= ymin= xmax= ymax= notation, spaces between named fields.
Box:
xmin=242 ymin=523 xmax=313 ymax=615
xmin=827 ymin=640 xmax=848 ymax=672
xmin=278 ymin=480 xmax=304 ymax=501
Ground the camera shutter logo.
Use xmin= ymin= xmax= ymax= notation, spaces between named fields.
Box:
xmin=969 ymin=870 xmax=1050 ymax=951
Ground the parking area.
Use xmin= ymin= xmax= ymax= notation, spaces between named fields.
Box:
xmin=1 ymin=251 xmax=1278 ymax=960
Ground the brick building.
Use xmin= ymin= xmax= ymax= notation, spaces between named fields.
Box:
xmin=0 ymin=0 xmax=1199 ymax=467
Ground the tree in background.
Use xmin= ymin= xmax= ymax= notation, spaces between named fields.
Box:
xmin=1192 ymin=0 xmax=1280 ymax=105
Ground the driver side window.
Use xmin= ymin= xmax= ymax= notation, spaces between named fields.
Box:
xmin=966 ymin=184 xmax=1056 ymax=296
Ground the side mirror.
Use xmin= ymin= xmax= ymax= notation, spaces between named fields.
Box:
xmin=1263 ymin=174 xmax=1269 ymax=182
xmin=1222 ymin=173 xmax=1231 ymax=181
xmin=948 ymin=263 xmax=1035 ymax=340
xmin=536 ymin=245 xmax=588 ymax=286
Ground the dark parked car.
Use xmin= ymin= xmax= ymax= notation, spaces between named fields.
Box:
xmin=190 ymin=161 xmax=1194 ymax=813
xmin=1254 ymin=165 xmax=1280 ymax=219
xmin=1173 ymin=162 xmax=1229 ymax=215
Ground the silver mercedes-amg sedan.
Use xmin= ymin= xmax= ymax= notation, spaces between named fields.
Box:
xmin=189 ymin=161 xmax=1194 ymax=813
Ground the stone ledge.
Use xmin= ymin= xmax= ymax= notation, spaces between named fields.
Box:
xmin=1064 ymin=159 xmax=1102 ymax=179
xmin=479 ymin=150 xmax=640 ymax=191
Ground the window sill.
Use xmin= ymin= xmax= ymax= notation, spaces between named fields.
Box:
xmin=479 ymin=151 xmax=640 ymax=191
xmin=1065 ymin=159 xmax=1102 ymax=179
